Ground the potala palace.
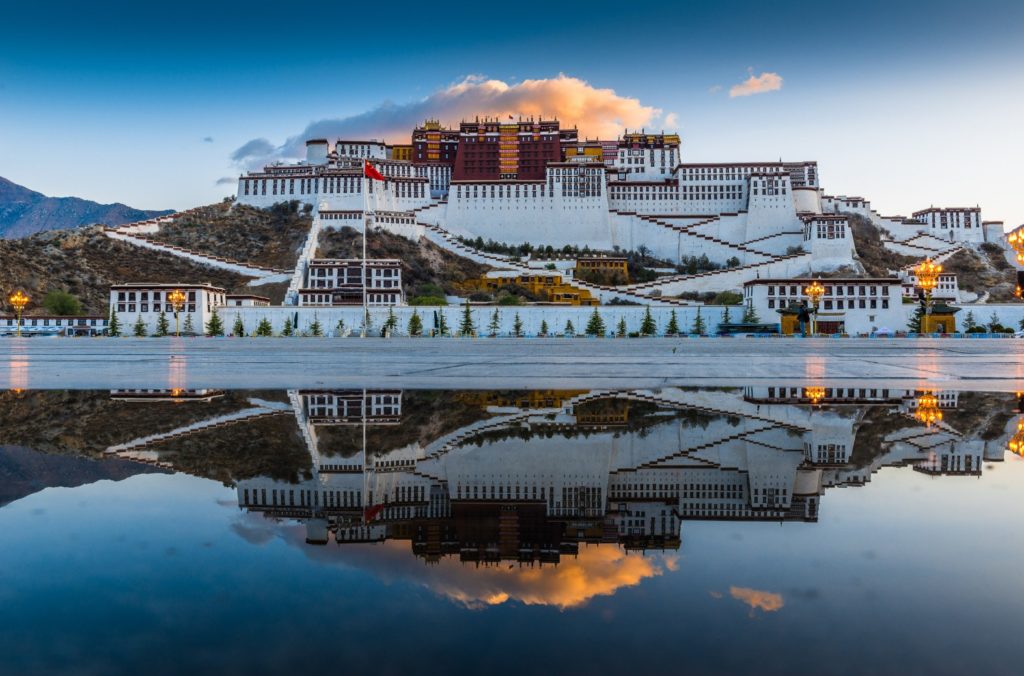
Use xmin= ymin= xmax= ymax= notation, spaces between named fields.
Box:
xmin=84 ymin=117 xmax=1022 ymax=338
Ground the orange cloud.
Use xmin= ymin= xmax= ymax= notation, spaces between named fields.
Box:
xmin=729 ymin=586 xmax=785 ymax=614
xmin=729 ymin=71 xmax=784 ymax=98
xmin=430 ymin=545 xmax=670 ymax=610
xmin=233 ymin=74 xmax=666 ymax=169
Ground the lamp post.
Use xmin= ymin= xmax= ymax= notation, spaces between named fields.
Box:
xmin=1008 ymin=227 xmax=1024 ymax=265
xmin=9 ymin=291 xmax=29 ymax=338
xmin=167 ymin=289 xmax=187 ymax=337
xmin=803 ymin=279 xmax=825 ymax=336
xmin=913 ymin=258 xmax=942 ymax=333
xmin=1007 ymin=418 xmax=1024 ymax=458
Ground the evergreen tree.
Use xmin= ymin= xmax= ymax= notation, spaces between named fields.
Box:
xmin=309 ymin=313 xmax=323 ymax=337
xmin=690 ymin=307 xmax=707 ymax=336
xmin=564 ymin=319 xmax=575 ymax=337
xmin=335 ymin=318 xmax=346 ymax=337
xmin=640 ymin=306 xmax=657 ymax=336
xmin=488 ymin=308 xmax=501 ymax=337
xmin=458 ymin=300 xmax=476 ymax=336
xmin=108 ymin=309 xmax=121 ymax=337
xmin=383 ymin=308 xmax=399 ymax=336
xmin=437 ymin=310 xmax=449 ymax=336
xmin=232 ymin=315 xmax=245 ymax=337
xmin=155 ymin=312 xmax=169 ymax=337
xmin=133 ymin=314 xmax=148 ymax=337
xmin=988 ymin=311 xmax=1000 ymax=332
xmin=205 ymin=309 xmax=224 ymax=336
xmin=665 ymin=309 xmax=680 ymax=336
xmin=616 ymin=316 xmax=627 ymax=337
xmin=407 ymin=309 xmax=423 ymax=336
xmin=907 ymin=305 xmax=924 ymax=333
xmin=963 ymin=310 xmax=976 ymax=331
xmin=539 ymin=319 xmax=549 ymax=337
xmin=1018 ymin=316 xmax=1024 ymax=332
xmin=585 ymin=308 xmax=606 ymax=336
xmin=183 ymin=313 xmax=195 ymax=335
xmin=282 ymin=317 xmax=293 ymax=337
xmin=722 ymin=305 xmax=732 ymax=325
xmin=513 ymin=313 xmax=524 ymax=337
xmin=741 ymin=301 xmax=759 ymax=324
xmin=255 ymin=317 xmax=274 ymax=337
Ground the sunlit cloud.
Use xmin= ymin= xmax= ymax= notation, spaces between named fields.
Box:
xmin=231 ymin=74 xmax=667 ymax=170
xmin=729 ymin=71 xmax=784 ymax=98
xmin=729 ymin=586 xmax=785 ymax=614
xmin=265 ymin=522 xmax=675 ymax=610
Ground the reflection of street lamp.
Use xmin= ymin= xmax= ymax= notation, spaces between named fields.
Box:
xmin=914 ymin=392 xmax=943 ymax=427
xmin=9 ymin=291 xmax=29 ymax=338
xmin=1007 ymin=418 xmax=1024 ymax=458
xmin=804 ymin=386 xmax=826 ymax=406
xmin=803 ymin=279 xmax=825 ymax=335
xmin=914 ymin=258 xmax=942 ymax=331
xmin=168 ymin=289 xmax=187 ymax=337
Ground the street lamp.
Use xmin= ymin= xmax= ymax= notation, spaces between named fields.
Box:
xmin=803 ymin=279 xmax=825 ymax=335
xmin=1007 ymin=227 xmax=1024 ymax=265
xmin=914 ymin=257 xmax=942 ymax=332
xmin=8 ymin=291 xmax=29 ymax=338
xmin=167 ymin=289 xmax=187 ymax=337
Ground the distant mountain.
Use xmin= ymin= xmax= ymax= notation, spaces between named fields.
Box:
xmin=0 ymin=445 xmax=167 ymax=507
xmin=0 ymin=176 xmax=174 ymax=238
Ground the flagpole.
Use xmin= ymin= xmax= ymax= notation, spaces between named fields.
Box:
xmin=362 ymin=166 xmax=368 ymax=337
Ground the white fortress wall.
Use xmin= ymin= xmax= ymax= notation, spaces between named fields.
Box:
xmin=626 ymin=254 xmax=815 ymax=296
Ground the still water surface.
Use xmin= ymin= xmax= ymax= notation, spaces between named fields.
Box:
xmin=1 ymin=386 xmax=1023 ymax=675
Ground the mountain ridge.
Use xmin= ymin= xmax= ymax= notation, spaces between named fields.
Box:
xmin=0 ymin=175 xmax=174 ymax=238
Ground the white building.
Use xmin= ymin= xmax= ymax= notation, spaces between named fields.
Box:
xmin=0 ymin=314 xmax=108 ymax=337
xmin=225 ymin=294 xmax=270 ymax=307
xmin=912 ymin=207 xmax=983 ymax=243
xmin=299 ymin=259 xmax=403 ymax=307
xmin=743 ymin=277 xmax=905 ymax=334
xmin=110 ymin=283 xmax=226 ymax=335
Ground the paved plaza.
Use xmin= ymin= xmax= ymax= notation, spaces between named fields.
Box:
xmin=3 ymin=337 xmax=1024 ymax=391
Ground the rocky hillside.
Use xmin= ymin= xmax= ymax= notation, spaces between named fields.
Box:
xmin=0 ymin=226 xmax=276 ymax=314
xmin=147 ymin=200 xmax=311 ymax=269
xmin=318 ymin=226 xmax=489 ymax=295
xmin=0 ymin=176 xmax=173 ymax=238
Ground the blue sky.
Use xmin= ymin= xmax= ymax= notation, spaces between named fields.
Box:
xmin=1 ymin=0 xmax=1022 ymax=225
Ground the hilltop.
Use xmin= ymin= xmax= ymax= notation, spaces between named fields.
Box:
xmin=0 ymin=176 xmax=173 ymax=238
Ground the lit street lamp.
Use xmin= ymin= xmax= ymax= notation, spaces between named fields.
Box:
xmin=913 ymin=258 xmax=942 ymax=332
xmin=1007 ymin=227 xmax=1024 ymax=265
xmin=804 ymin=386 xmax=826 ymax=406
xmin=8 ymin=291 xmax=29 ymax=338
xmin=167 ymin=289 xmax=187 ymax=337
xmin=1007 ymin=418 xmax=1024 ymax=458
xmin=803 ymin=279 xmax=825 ymax=336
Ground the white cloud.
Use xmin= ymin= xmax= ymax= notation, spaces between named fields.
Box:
xmin=708 ymin=84 xmax=723 ymax=95
xmin=729 ymin=71 xmax=784 ymax=98
xmin=231 ymin=74 xmax=666 ymax=169
xmin=664 ymin=112 xmax=679 ymax=128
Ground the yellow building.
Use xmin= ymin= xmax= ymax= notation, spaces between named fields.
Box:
xmin=575 ymin=257 xmax=630 ymax=284
xmin=564 ymin=141 xmax=606 ymax=164
xmin=457 ymin=273 xmax=599 ymax=306
xmin=389 ymin=144 xmax=413 ymax=162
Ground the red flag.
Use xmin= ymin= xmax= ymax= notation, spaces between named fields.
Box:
xmin=364 ymin=503 xmax=385 ymax=522
xmin=364 ymin=160 xmax=385 ymax=182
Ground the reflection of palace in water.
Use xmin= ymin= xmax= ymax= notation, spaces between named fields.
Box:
xmin=212 ymin=386 xmax=1010 ymax=563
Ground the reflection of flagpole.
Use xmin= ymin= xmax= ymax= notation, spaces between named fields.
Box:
xmin=362 ymin=172 xmax=368 ymax=338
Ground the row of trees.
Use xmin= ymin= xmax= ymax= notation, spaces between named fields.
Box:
xmin=108 ymin=310 xmax=224 ymax=337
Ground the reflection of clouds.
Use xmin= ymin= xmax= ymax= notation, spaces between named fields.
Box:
xmin=229 ymin=512 xmax=279 ymax=546
xmin=729 ymin=586 xmax=785 ymax=615
xmin=258 ymin=520 xmax=674 ymax=610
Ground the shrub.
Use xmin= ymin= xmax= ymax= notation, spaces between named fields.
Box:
xmin=43 ymin=290 xmax=81 ymax=316
xmin=712 ymin=291 xmax=743 ymax=305
xmin=409 ymin=295 xmax=448 ymax=306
